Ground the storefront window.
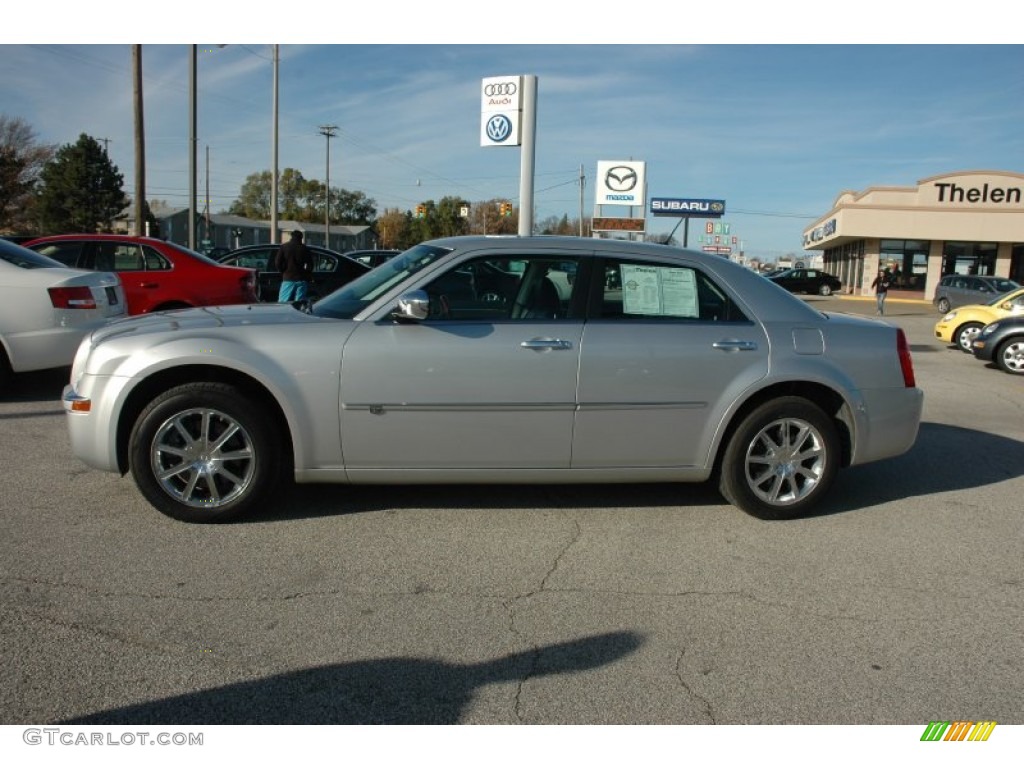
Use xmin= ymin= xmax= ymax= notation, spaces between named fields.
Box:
xmin=1011 ymin=244 xmax=1024 ymax=284
xmin=942 ymin=242 xmax=998 ymax=276
xmin=880 ymin=239 xmax=930 ymax=291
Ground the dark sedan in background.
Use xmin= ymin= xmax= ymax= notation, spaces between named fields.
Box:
xmin=218 ymin=244 xmax=370 ymax=301
xmin=971 ymin=316 xmax=1024 ymax=375
xmin=769 ymin=268 xmax=842 ymax=296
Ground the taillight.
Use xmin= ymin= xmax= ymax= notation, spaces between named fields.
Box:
xmin=48 ymin=286 xmax=98 ymax=310
xmin=896 ymin=328 xmax=916 ymax=388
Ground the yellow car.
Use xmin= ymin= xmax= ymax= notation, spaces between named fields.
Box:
xmin=934 ymin=286 xmax=1024 ymax=352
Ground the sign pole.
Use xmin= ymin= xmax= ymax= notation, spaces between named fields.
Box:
xmin=518 ymin=75 xmax=537 ymax=236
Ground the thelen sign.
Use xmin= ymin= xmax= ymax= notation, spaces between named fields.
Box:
xmin=650 ymin=198 xmax=726 ymax=218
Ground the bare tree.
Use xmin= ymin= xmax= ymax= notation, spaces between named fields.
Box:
xmin=0 ymin=115 xmax=55 ymax=233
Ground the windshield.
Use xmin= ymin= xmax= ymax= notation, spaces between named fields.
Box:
xmin=986 ymin=287 xmax=1024 ymax=307
xmin=161 ymin=240 xmax=229 ymax=266
xmin=311 ymin=243 xmax=453 ymax=319
xmin=0 ymin=238 xmax=65 ymax=269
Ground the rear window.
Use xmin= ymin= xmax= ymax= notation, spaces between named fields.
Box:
xmin=0 ymin=238 xmax=65 ymax=269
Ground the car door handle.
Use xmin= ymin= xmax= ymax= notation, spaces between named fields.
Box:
xmin=521 ymin=338 xmax=574 ymax=351
xmin=712 ymin=340 xmax=758 ymax=352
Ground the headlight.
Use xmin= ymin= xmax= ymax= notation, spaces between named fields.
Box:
xmin=941 ymin=311 xmax=958 ymax=322
xmin=982 ymin=322 xmax=1000 ymax=335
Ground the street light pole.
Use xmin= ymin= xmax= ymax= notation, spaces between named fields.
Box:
xmin=319 ymin=124 xmax=338 ymax=248
xmin=188 ymin=45 xmax=197 ymax=250
xmin=270 ymin=45 xmax=279 ymax=244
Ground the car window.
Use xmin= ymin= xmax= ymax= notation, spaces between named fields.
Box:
xmin=112 ymin=244 xmax=145 ymax=271
xmin=312 ymin=243 xmax=454 ymax=319
xmin=420 ymin=255 xmax=578 ymax=321
xmin=142 ymin=245 xmax=171 ymax=270
xmin=28 ymin=241 xmax=84 ymax=267
xmin=0 ymin=239 xmax=68 ymax=269
xmin=595 ymin=260 xmax=748 ymax=323
xmin=314 ymin=253 xmax=337 ymax=272
xmin=227 ymin=251 xmax=272 ymax=271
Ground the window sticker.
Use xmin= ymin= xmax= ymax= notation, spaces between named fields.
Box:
xmin=620 ymin=265 xmax=699 ymax=317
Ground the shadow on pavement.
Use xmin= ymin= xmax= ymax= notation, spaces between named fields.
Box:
xmin=61 ymin=631 xmax=644 ymax=724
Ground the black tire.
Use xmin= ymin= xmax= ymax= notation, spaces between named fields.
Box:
xmin=936 ymin=298 xmax=951 ymax=314
xmin=995 ymin=337 xmax=1024 ymax=375
xmin=128 ymin=382 xmax=280 ymax=523
xmin=955 ymin=322 xmax=983 ymax=353
xmin=718 ymin=397 xmax=839 ymax=520
xmin=818 ymin=283 xmax=833 ymax=296
xmin=0 ymin=347 xmax=12 ymax=393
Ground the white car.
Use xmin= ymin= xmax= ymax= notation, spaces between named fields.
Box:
xmin=1 ymin=238 xmax=126 ymax=392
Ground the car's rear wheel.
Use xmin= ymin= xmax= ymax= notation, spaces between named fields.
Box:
xmin=995 ymin=337 xmax=1024 ymax=375
xmin=818 ymin=284 xmax=833 ymax=296
xmin=719 ymin=397 xmax=839 ymax=520
xmin=128 ymin=382 xmax=279 ymax=523
xmin=936 ymin=297 xmax=951 ymax=314
xmin=0 ymin=347 xmax=12 ymax=393
xmin=955 ymin=322 xmax=984 ymax=352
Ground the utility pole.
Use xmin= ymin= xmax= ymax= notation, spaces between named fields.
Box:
xmin=319 ymin=124 xmax=338 ymax=248
xmin=132 ymin=45 xmax=145 ymax=237
xmin=270 ymin=44 xmax=279 ymax=244
xmin=188 ymin=44 xmax=197 ymax=251
xmin=578 ymin=163 xmax=585 ymax=237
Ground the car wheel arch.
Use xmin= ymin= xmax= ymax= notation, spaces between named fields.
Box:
xmin=711 ymin=381 xmax=853 ymax=476
xmin=115 ymin=364 xmax=293 ymax=477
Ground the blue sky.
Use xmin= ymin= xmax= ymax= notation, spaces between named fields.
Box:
xmin=2 ymin=27 xmax=1021 ymax=260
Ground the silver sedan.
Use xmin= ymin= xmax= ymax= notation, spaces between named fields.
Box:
xmin=62 ymin=236 xmax=923 ymax=523
xmin=1 ymin=238 xmax=126 ymax=392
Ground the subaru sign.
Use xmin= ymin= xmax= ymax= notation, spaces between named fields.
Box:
xmin=650 ymin=198 xmax=726 ymax=217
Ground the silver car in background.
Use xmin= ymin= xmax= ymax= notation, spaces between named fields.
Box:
xmin=62 ymin=236 xmax=923 ymax=523
xmin=1 ymin=238 xmax=126 ymax=392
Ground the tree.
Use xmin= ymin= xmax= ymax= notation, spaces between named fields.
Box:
xmin=35 ymin=134 xmax=126 ymax=234
xmin=229 ymin=168 xmax=378 ymax=226
xmin=0 ymin=115 xmax=55 ymax=233
xmin=376 ymin=207 xmax=409 ymax=249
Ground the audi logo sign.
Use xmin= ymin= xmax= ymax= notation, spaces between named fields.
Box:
xmin=481 ymin=75 xmax=523 ymax=147
xmin=596 ymin=160 xmax=647 ymax=207
xmin=484 ymin=82 xmax=518 ymax=97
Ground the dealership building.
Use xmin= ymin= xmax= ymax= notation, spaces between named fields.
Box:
xmin=802 ymin=170 xmax=1024 ymax=299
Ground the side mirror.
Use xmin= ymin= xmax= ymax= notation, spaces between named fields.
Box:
xmin=393 ymin=289 xmax=430 ymax=321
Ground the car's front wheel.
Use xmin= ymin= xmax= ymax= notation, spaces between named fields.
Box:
xmin=936 ymin=297 xmax=951 ymax=314
xmin=718 ymin=397 xmax=839 ymax=520
xmin=128 ymin=382 xmax=280 ymax=523
xmin=995 ymin=337 xmax=1024 ymax=375
xmin=955 ymin=322 xmax=984 ymax=353
xmin=818 ymin=283 xmax=833 ymax=296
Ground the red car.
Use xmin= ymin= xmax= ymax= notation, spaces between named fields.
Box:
xmin=24 ymin=234 xmax=259 ymax=315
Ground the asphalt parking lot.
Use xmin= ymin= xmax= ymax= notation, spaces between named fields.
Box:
xmin=0 ymin=296 xmax=1021 ymax=726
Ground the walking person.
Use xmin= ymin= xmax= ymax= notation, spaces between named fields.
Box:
xmin=871 ymin=268 xmax=891 ymax=315
xmin=276 ymin=230 xmax=314 ymax=303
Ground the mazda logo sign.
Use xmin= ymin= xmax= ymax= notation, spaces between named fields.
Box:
xmin=605 ymin=165 xmax=638 ymax=192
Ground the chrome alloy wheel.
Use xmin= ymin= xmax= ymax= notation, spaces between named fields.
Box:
xmin=998 ymin=339 xmax=1024 ymax=375
xmin=150 ymin=407 xmax=256 ymax=508
xmin=743 ymin=417 xmax=827 ymax=506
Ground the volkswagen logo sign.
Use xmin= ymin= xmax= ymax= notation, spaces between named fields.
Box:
xmin=605 ymin=165 xmax=638 ymax=192
xmin=484 ymin=82 xmax=518 ymax=97
xmin=486 ymin=114 xmax=513 ymax=143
